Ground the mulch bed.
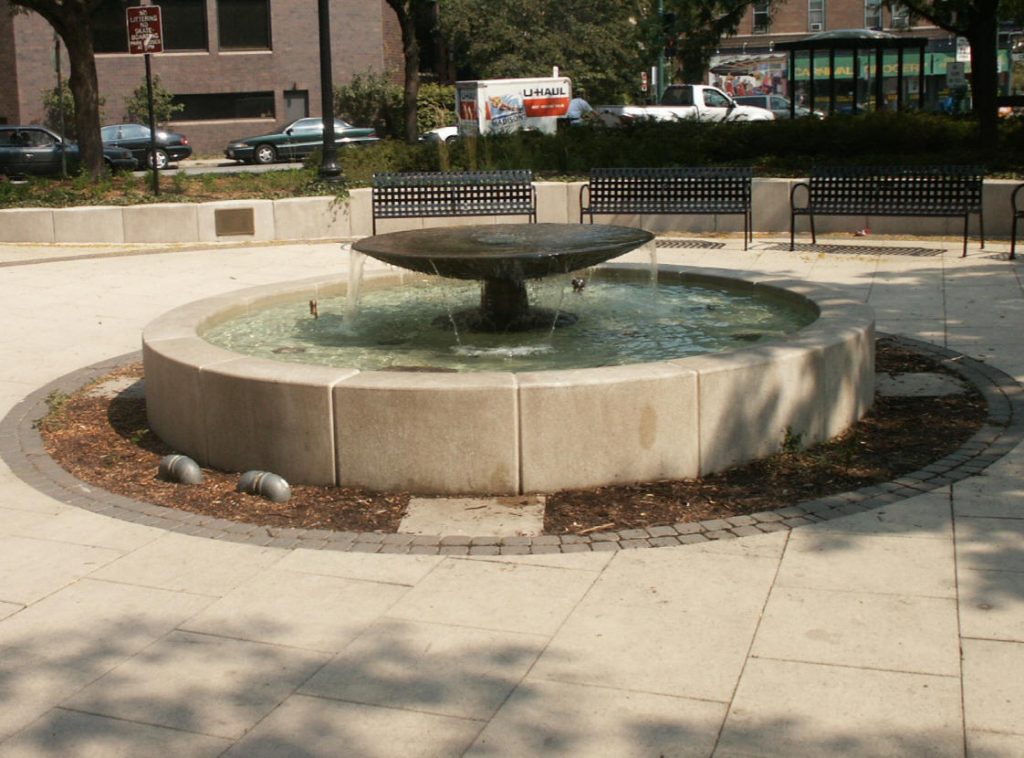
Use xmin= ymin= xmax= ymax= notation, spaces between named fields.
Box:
xmin=37 ymin=337 xmax=987 ymax=535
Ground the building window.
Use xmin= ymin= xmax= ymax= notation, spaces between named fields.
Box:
xmin=218 ymin=0 xmax=271 ymax=50
xmin=889 ymin=3 xmax=910 ymax=29
xmin=172 ymin=91 xmax=275 ymax=120
xmin=92 ymin=0 xmax=208 ymax=53
xmin=93 ymin=0 xmax=132 ymax=54
xmin=865 ymin=0 xmax=882 ymax=29
xmin=162 ymin=0 xmax=208 ymax=50
xmin=808 ymin=0 xmax=825 ymax=31
xmin=752 ymin=0 xmax=771 ymax=34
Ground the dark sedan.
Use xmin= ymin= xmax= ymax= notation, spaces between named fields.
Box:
xmin=225 ymin=117 xmax=378 ymax=165
xmin=101 ymin=123 xmax=192 ymax=169
xmin=0 ymin=125 xmax=136 ymax=178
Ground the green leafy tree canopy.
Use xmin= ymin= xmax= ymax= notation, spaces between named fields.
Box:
xmin=438 ymin=0 xmax=647 ymax=104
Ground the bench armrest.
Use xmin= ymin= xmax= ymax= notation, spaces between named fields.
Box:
xmin=1013 ymin=183 xmax=1024 ymax=214
xmin=579 ymin=184 xmax=591 ymax=223
xmin=790 ymin=181 xmax=811 ymax=211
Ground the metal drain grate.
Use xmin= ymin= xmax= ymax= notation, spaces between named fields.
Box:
xmin=769 ymin=242 xmax=945 ymax=257
xmin=655 ymin=239 xmax=728 ymax=250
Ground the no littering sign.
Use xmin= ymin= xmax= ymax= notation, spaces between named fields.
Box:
xmin=127 ymin=6 xmax=163 ymax=54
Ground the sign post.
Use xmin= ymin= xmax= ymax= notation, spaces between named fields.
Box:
xmin=127 ymin=6 xmax=164 ymax=195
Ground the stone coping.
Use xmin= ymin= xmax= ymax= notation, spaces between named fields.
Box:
xmin=2 ymin=335 xmax=1020 ymax=555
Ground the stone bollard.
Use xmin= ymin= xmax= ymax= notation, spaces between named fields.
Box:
xmin=237 ymin=470 xmax=291 ymax=503
xmin=158 ymin=454 xmax=203 ymax=485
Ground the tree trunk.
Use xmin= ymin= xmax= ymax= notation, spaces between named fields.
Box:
xmin=967 ymin=10 xmax=999 ymax=144
xmin=61 ymin=17 xmax=105 ymax=179
xmin=400 ymin=6 xmax=421 ymax=143
xmin=385 ymin=0 xmax=420 ymax=143
xmin=13 ymin=0 xmax=105 ymax=180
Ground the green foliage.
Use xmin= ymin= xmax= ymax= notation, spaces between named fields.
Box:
xmin=782 ymin=427 xmax=804 ymax=454
xmin=0 ymin=166 xmax=347 ymax=208
xmin=335 ymin=70 xmax=404 ymax=139
xmin=42 ymin=82 xmax=104 ymax=139
xmin=35 ymin=390 xmax=70 ymax=432
xmin=4 ymin=113 xmax=1022 ymax=211
xmin=417 ymin=83 xmax=456 ymax=133
xmin=437 ymin=0 xmax=645 ymax=104
xmin=123 ymin=75 xmax=185 ymax=126
xmin=654 ymin=0 xmax=754 ymax=84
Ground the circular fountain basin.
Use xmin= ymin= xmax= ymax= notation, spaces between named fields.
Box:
xmin=142 ymin=264 xmax=875 ymax=495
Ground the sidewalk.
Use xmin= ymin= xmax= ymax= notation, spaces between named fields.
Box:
xmin=0 ymin=235 xmax=1022 ymax=757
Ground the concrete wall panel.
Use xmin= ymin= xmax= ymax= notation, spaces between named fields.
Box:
xmin=274 ymin=196 xmax=351 ymax=240
xmin=517 ymin=362 xmax=700 ymax=493
xmin=200 ymin=359 xmax=356 ymax=485
xmin=0 ymin=208 xmax=54 ymax=243
xmin=52 ymin=206 xmax=125 ymax=243
xmin=123 ymin=204 xmax=200 ymax=243
xmin=334 ymin=371 xmax=520 ymax=495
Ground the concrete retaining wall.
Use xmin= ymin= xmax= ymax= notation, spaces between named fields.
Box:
xmin=1 ymin=179 xmax=1018 ymax=244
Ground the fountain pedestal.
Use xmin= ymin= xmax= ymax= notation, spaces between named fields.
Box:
xmin=354 ymin=223 xmax=654 ymax=332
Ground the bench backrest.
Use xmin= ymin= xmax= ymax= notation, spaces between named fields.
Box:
xmin=808 ymin=165 xmax=983 ymax=216
xmin=371 ymin=170 xmax=536 ymax=224
xmin=586 ymin=167 xmax=753 ymax=214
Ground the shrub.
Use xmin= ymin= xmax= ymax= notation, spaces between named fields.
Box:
xmin=335 ymin=70 xmax=403 ymax=139
xmin=123 ymin=75 xmax=185 ymax=126
xmin=41 ymin=82 xmax=105 ymax=139
xmin=417 ymin=82 xmax=456 ymax=133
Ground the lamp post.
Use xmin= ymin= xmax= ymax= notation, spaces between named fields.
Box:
xmin=317 ymin=0 xmax=343 ymax=182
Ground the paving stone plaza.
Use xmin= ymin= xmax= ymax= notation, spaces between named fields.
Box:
xmin=1 ymin=234 xmax=1023 ymax=756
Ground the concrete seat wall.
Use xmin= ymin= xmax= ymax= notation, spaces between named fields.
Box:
xmin=1 ymin=180 xmax=1017 ymax=243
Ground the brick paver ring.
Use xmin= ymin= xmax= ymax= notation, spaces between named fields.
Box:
xmin=2 ymin=335 xmax=1021 ymax=555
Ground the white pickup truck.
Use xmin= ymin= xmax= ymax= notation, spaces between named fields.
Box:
xmin=597 ymin=84 xmax=774 ymax=126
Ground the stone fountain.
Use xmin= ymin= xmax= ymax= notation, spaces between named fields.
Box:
xmin=142 ymin=223 xmax=875 ymax=495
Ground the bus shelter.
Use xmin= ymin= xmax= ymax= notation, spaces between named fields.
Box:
xmin=775 ymin=29 xmax=928 ymax=117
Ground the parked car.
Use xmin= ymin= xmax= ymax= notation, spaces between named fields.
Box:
xmin=419 ymin=125 xmax=458 ymax=144
xmin=734 ymin=94 xmax=823 ymax=119
xmin=0 ymin=125 xmax=136 ymax=178
xmin=224 ymin=118 xmax=379 ymax=165
xmin=101 ymin=123 xmax=192 ymax=169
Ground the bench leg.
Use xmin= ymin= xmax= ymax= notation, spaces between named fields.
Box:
xmin=962 ymin=214 xmax=969 ymax=258
xmin=789 ymin=212 xmax=796 ymax=251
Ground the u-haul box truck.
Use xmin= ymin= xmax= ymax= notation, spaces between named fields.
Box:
xmin=456 ymin=77 xmax=572 ymax=136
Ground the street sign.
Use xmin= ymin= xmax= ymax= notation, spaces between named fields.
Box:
xmin=947 ymin=61 xmax=966 ymax=89
xmin=956 ymin=37 xmax=971 ymax=63
xmin=127 ymin=6 xmax=163 ymax=54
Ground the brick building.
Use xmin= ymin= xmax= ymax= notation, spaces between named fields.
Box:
xmin=0 ymin=0 xmax=403 ymax=154
xmin=708 ymin=1 xmax=1017 ymax=113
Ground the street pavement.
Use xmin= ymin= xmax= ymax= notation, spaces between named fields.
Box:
xmin=0 ymin=234 xmax=1022 ymax=757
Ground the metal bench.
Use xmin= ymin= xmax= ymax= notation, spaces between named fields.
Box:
xmin=579 ymin=167 xmax=754 ymax=250
xmin=790 ymin=165 xmax=985 ymax=257
xmin=371 ymin=170 xmax=537 ymax=234
xmin=1011 ymin=184 xmax=1024 ymax=260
